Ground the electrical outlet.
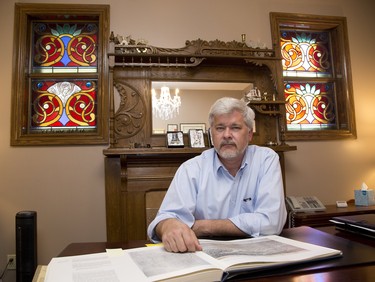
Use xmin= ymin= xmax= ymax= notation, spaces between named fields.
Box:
xmin=7 ymin=254 xmax=16 ymax=270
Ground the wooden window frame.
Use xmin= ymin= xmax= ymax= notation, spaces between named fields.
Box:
xmin=10 ymin=3 xmax=110 ymax=145
xmin=270 ymin=12 xmax=357 ymax=141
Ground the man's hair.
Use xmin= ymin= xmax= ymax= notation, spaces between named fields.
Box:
xmin=208 ymin=97 xmax=255 ymax=129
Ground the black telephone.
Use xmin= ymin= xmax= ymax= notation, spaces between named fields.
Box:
xmin=286 ymin=196 xmax=326 ymax=212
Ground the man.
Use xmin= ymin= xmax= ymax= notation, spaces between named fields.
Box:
xmin=147 ymin=97 xmax=287 ymax=252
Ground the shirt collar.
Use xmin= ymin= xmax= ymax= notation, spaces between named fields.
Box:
xmin=213 ymin=147 xmax=249 ymax=174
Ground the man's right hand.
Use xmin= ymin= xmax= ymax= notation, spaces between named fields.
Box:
xmin=155 ymin=218 xmax=202 ymax=253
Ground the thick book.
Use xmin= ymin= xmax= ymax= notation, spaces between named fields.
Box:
xmin=330 ymin=214 xmax=375 ymax=239
xmin=44 ymin=235 xmax=342 ymax=282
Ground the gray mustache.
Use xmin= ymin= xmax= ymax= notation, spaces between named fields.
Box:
xmin=220 ymin=142 xmax=236 ymax=147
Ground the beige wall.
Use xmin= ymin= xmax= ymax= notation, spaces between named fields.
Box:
xmin=0 ymin=0 xmax=374 ymax=278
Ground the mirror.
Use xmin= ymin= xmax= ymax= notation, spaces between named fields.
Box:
xmin=151 ymin=81 xmax=253 ymax=134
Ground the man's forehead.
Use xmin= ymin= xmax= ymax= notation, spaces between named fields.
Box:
xmin=213 ymin=112 xmax=245 ymax=124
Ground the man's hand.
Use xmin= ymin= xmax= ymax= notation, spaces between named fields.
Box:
xmin=155 ymin=218 xmax=202 ymax=253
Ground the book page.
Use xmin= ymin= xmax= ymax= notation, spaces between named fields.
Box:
xmin=125 ymin=245 xmax=223 ymax=281
xmin=199 ymin=235 xmax=342 ymax=271
xmin=44 ymin=251 xmax=149 ymax=282
xmin=123 ymin=235 xmax=341 ymax=281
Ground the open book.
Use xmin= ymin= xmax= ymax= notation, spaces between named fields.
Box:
xmin=44 ymin=235 xmax=342 ymax=282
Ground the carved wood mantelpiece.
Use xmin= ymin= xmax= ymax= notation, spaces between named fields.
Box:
xmin=104 ymin=37 xmax=297 ymax=242
xmin=107 ymin=37 xmax=290 ymax=148
xmin=108 ymin=38 xmax=276 ymax=67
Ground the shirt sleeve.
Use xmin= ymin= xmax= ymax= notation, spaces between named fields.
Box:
xmin=229 ymin=149 xmax=287 ymax=236
xmin=147 ymin=160 xmax=199 ymax=242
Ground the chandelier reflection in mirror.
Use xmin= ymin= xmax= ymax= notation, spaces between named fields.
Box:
xmin=152 ymin=86 xmax=182 ymax=120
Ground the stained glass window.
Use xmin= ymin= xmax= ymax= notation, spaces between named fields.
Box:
xmin=30 ymin=79 xmax=97 ymax=132
xmin=30 ymin=21 xmax=99 ymax=134
xmin=11 ymin=4 xmax=109 ymax=145
xmin=280 ymin=30 xmax=335 ymax=130
xmin=29 ymin=20 xmax=100 ymax=134
xmin=280 ymin=31 xmax=332 ymax=78
xmin=285 ymin=82 xmax=336 ymax=130
xmin=32 ymin=22 xmax=98 ymax=73
xmin=270 ymin=13 xmax=356 ymax=140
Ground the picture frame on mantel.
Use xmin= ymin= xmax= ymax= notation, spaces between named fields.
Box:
xmin=180 ymin=123 xmax=206 ymax=134
xmin=167 ymin=124 xmax=178 ymax=132
xmin=188 ymin=129 xmax=205 ymax=148
xmin=166 ymin=131 xmax=184 ymax=148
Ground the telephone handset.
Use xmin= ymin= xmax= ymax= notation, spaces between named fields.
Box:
xmin=286 ymin=196 xmax=326 ymax=212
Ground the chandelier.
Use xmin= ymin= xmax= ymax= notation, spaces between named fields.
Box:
xmin=152 ymin=86 xmax=181 ymax=120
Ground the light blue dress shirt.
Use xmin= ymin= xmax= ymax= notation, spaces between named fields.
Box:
xmin=147 ymin=145 xmax=287 ymax=242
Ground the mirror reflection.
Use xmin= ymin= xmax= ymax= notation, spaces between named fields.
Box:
xmin=152 ymin=81 xmax=253 ymax=134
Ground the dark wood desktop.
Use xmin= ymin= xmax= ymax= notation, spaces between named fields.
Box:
xmin=58 ymin=226 xmax=375 ymax=282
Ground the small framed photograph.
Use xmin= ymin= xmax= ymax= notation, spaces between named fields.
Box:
xmin=188 ymin=129 xmax=205 ymax=148
xmin=166 ymin=131 xmax=184 ymax=148
xmin=180 ymin=123 xmax=206 ymax=134
xmin=167 ymin=124 xmax=178 ymax=132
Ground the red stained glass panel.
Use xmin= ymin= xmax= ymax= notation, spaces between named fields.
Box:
xmin=32 ymin=22 xmax=98 ymax=73
xmin=30 ymin=79 xmax=97 ymax=132
xmin=284 ymin=82 xmax=336 ymax=130
xmin=280 ymin=31 xmax=332 ymax=77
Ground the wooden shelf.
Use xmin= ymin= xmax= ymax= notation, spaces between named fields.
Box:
xmin=103 ymin=144 xmax=297 ymax=156
xmin=248 ymin=100 xmax=286 ymax=115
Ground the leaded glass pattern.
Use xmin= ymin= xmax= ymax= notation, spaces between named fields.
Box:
xmin=30 ymin=79 xmax=97 ymax=132
xmin=32 ymin=22 xmax=98 ymax=73
xmin=285 ymin=82 xmax=336 ymax=130
xmin=280 ymin=30 xmax=332 ymax=78
xmin=11 ymin=4 xmax=109 ymax=145
xmin=271 ymin=12 xmax=356 ymax=140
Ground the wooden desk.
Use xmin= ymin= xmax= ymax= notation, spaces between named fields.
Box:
xmin=316 ymin=225 xmax=375 ymax=247
xmin=289 ymin=203 xmax=375 ymax=228
xmin=242 ymin=265 xmax=375 ymax=282
xmin=54 ymin=226 xmax=375 ymax=282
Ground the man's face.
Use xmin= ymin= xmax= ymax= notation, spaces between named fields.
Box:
xmin=211 ymin=110 xmax=253 ymax=160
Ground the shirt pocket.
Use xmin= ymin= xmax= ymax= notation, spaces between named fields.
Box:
xmin=240 ymin=196 xmax=254 ymax=213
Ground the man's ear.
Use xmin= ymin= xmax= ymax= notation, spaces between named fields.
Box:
xmin=248 ymin=129 xmax=253 ymax=141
